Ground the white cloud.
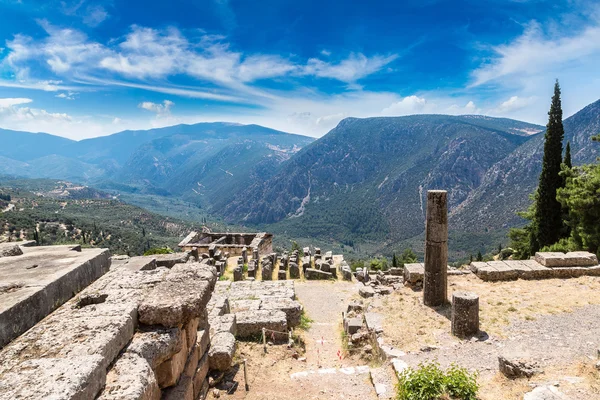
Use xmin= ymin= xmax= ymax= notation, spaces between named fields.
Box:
xmin=304 ymin=53 xmax=398 ymax=83
xmin=83 ymin=5 xmax=109 ymax=27
xmin=471 ymin=20 xmax=600 ymax=87
xmin=381 ymin=95 xmax=429 ymax=115
xmin=494 ymin=96 xmax=537 ymax=113
xmin=2 ymin=23 xmax=398 ymax=98
xmin=320 ymin=49 xmax=331 ymax=57
xmin=0 ymin=97 xmax=32 ymax=108
xmin=55 ymin=91 xmax=77 ymax=100
xmin=138 ymin=100 xmax=174 ymax=115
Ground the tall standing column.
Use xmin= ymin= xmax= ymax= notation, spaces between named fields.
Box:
xmin=424 ymin=190 xmax=448 ymax=306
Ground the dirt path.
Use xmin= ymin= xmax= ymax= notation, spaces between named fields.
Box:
xmin=226 ymin=280 xmax=377 ymax=400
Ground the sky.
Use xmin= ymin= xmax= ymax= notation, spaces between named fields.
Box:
xmin=0 ymin=0 xmax=599 ymax=140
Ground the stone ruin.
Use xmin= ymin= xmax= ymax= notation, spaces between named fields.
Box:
xmin=0 ymin=237 xmax=306 ymax=399
xmin=178 ymin=230 xmax=273 ymax=258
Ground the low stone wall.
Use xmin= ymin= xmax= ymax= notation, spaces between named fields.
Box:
xmin=209 ymin=281 xmax=301 ymax=339
xmin=0 ymin=254 xmax=218 ymax=400
xmin=470 ymin=257 xmax=600 ymax=282
xmin=0 ymin=244 xmax=111 ymax=349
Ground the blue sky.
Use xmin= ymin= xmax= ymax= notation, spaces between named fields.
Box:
xmin=0 ymin=0 xmax=599 ymax=139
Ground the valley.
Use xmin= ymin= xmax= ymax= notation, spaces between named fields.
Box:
xmin=1 ymin=100 xmax=599 ymax=260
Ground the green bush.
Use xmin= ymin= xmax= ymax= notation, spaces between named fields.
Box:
xmin=396 ymin=362 xmax=478 ymax=400
xmin=143 ymin=247 xmax=174 ymax=255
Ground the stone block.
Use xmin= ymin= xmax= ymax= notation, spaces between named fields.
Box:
xmin=305 ymin=268 xmax=332 ymax=280
xmin=233 ymin=266 xmax=243 ymax=282
xmin=278 ymin=269 xmax=287 ymax=280
xmin=0 ymin=243 xmax=23 ymax=257
xmin=289 ymin=262 xmax=300 ymax=279
xmin=185 ymin=317 xmax=200 ymax=351
xmin=196 ymin=329 xmax=210 ymax=358
xmin=193 ymin=353 xmax=209 ymax=399
xmin=359 ymin=285 xmax=375 ymax=298
xmin=162 ymin=376 xmax=194 ymax=400
xmin=230 ymin=299 xmax=262 ymax=313
xmin=138 ymin=280 xmax=211 ymax=328
xmin=364 ymin=312 xmax=383 ymax=333
xmin=235 ymin=309 xmax=287 ymax=338
xmin=97 ymin=352 xmax=160 ymax=400
xmin=154 ymin=252 xmax=189 ymax=269
xmin=208 ymin=332 xmax=236 ymax=371
xmin=208 ymin=295 xmax=230 ymax=317
xmin=535 ymin=251 xmax=598 ymax=267
xmin=389 ymin=267 xmax=402 ymax=276
xmin=155 ymin=332 xmax=188 ymax=388
xmin=260 ymin=297 xmax=303 ymax=327
xmin=0 ymin=247 xmax=111 ymax=348
xmin=0 ymin=355 xmax=106 ymax=400
xmin=498 ymin=355 xmax=539 ymax=379
xmin=403 ymin=263 xmax=424 ymax=285
xmin=127 ymin=327 xmax=184 ymax=369
xmin=209 ymin=314 xmax=237 ymax=338
xmin=344 ymin=317 xmax=362 ymax=334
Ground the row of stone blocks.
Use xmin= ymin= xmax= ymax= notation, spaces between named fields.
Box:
xmin=471 ymin=256 xmax=600 ymax=282
xmin=0 ymin=254 xmax=219 ymax=400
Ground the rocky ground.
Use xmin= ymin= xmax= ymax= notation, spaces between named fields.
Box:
xmin=217 ymin=275 xmax=600 ymax=400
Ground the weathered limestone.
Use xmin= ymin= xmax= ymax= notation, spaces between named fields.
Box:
xmin=261 ymin=262 xmax=273 ymax=281
xmin=341 ymin=264 xmax=352 ymax=281
xmin=289 ymin=262 xmax=300 ymax=279
xmin=305 ymin=268 xmax=332 ymax=280
xmin=424 ymin=190 xmax=448 ymax=307
xmin=278 ymin=269 xmax=287 ymax=280
xmin=498 ymin=355 xmax=539 ymax=379
xmin=0 ymin=245 xmax=110 ymax=349
xmin=209 ymin=314 xmax=237 ymax=338
xmin=359 ymin=285 xmax=375 ymax=298
xmin=155 ymin=330 xmax=189 ymax=388
xmin=344 ymin=317 xmax=362 ymax=335
xmin=235 ymin=309 xmax=287 ymax=338
xmin=535 ymin=251 xmax=598 ymax=267
xmin=208 ymin=332 xmax=236 ymax=371
xmin=138 ymin=280 xmax=211 ymax=327
xmin=260 ymin=297 xmax=302 ymax=327
xmin=127 ymin=326 xmax=184 ymax=369
xmin=0 ymin=242 xmax=23 ymax=257
xmin=403 ymin=263 xmax=425 ymax=285
xmin=97 ymin=353 xmax=161 ymax=400
xmin=471 ymin=259 xmax=600 ymax=282
xmin=451 ymin=292 xmax=479 ymax=338
xmin=233 ymin=266 xmax=243 ymax=282
xmin=153 ymin=252 xmax=189 ymax=269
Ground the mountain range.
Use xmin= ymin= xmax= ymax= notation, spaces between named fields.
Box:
xmin=1 ymin=99 xmax=599 ymax=259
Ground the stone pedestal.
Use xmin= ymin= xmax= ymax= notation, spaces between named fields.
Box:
xmin=424 ymin=190 xmax=448 ymax=306
xmin=451 ymin=292 xmax=479 ymax=337
xmin=233 ymin=267 xmax=243 ymax=282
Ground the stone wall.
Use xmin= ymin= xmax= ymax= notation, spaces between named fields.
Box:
xmin=0 ymin=252 xmax=218 ymax=400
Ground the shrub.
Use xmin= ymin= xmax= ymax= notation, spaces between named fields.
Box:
xmin=143 ymin=247 xmax=173 ymax=255
xmin=396 ymin=362 xmax=479 ymax=400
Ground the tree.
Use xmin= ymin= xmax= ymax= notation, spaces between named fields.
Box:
xmin=531 ymin=80 xmax=565 ymax=251
xmin=557 ymin=135 xmax=600 ymax=255
xmin=563 ymin=141 xmax=572 ymax=169
xmin=399 ymin=248 xmax=417 ymax=265
xmin=392 ymin=253 xmax=398 ymax=269
xmin=476 ymin=251 xmax=483 ymax=261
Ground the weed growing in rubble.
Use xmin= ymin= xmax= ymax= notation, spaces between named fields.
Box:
xmin=396 ymin=362 xmax=478 ymax=400
xmin=298 ymin=312 xmax=313 ymax=331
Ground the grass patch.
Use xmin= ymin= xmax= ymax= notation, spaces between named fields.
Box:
xmin=298 ymin=311 xmax=314 ymax=331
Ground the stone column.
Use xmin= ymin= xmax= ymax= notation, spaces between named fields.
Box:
xmin=451 ymin=292 xmax=479 ymax=337
xmin=424 ymin=190 xmax=448 ymax=306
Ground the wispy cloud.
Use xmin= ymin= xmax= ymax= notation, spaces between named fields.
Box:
xmin=471 ymin=20 xmax=600 ymax=87
xmin=2 ymin=22 xmax=398 ymax=103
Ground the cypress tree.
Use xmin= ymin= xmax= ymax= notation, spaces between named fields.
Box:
xmin=392 ymin=253 xmax=398 ymax=269
xmin=532 ymin=80 xmax=565 ymax=251
xmin=563 ymin=141 xmax=572 ymax=169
